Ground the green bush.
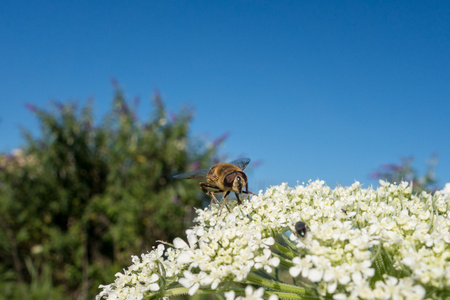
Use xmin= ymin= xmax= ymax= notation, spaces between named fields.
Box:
xmin=370 ymin=154 xmax=439 ymax=193
xmin=0 ymin=88 xmax=221 ymax=299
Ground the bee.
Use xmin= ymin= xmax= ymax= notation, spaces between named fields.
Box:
xmin=294 ymin=221 xmax=309 ymax=238
xmin=173 ymin=158 xmax=256 ymax=212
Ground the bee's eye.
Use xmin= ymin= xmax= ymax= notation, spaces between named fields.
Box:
xmin=224 ymin=173 xmax=236 ymax=185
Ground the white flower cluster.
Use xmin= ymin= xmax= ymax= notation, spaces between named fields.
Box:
xmin=96 ymin=244 xmax=165 ymax=300
xmin=173 ymin=211 xmax=281 ymax=297
xmin=97 ymin=180 xmax=450 ymax=299
xmin=285 ymin=180 xmax=449 ymax=299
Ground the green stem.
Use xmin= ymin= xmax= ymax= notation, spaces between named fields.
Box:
xmin=161 ymin=275 xmax=308 ymax=298
xmin=162 ymin=287 xmax=189 ymax=297
xmin=272 ymin=252 xmax=295 ymax=268
xmin=245 ymin=272 xmax=306 ymax=295
xmin=265 ymin=291 xmax=305 ymax=299
xmin=273 ymin=241 xmax=297 ymax=259
xmin=163 ymin=287 xmax=232 ymax=297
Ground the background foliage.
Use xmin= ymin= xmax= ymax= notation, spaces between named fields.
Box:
xmin=0 ymin=89 xmax=221 ymax=299
xmin=370 ymin=154 xmax=439 ymax=193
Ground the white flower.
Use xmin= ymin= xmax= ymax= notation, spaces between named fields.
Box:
xmin=308 ymin=255 xmax=331 ymax=282
xmin=254 ymin=249 xmax=280 ymax=273
xmin=207 ymin=268 xmax=223 ymax=289
xmin=398 ymin=277 xmax=426 ymax=300
xmin=178 ymin=270 xmax=210 ymax=295
xmin=289 ymin=256 xmax=312 ymax=278
xmin=349 ymin=260 xmax=374 ymax=285
xmin=224 ymin=286 xmax=269 ymax=300
xmin=323 ymin=265 xmax=351 ymax=293
xmin=248 ymin=232 xmax=275 ymax=251
xmin=240 ymin=286 xmax=265 ymax=300
xmin=225 ymin=290 xmax=236 ymax=300
xmin=374 ymin=276 xmax=426 ymax=300
xmin=439 ymin=183 xmax=450 ymax=198
xmin=233 ymin=264 xmax=252 ymax=281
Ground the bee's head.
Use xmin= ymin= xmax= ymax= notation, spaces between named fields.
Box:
xmin=232 ymin=171 xmax=247 ymax=194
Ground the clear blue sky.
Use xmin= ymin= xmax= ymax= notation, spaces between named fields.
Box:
xmin=1 ymin=1 xmax=449 ymax=190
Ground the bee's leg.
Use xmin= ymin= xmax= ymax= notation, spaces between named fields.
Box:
xmin=199 ymin=182 xmax=223 ymax=210
xmin=222 ymin=191 xmax=231 ymax=212
xmin=210 ymin=192 xmax=224 ymax=214
xmin=245 ymin=183 xmax=255 ymax=201
xmin=242 ymin=186 xmax=257 ymax=201
xmin=234 ymin=192 xmax=242 ymax=205
xmin=209 ymin=192 xmax=223 ymax=210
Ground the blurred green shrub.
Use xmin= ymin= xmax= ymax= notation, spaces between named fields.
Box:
xmin=370 ymin=154 xmax=439 ymax=193
xmin=0 ymin=88 xmax=221 ymax=299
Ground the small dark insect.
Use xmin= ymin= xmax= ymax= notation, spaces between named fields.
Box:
xmin=173 ymin=158 xmax=256 ymax=212
xmin=294 ymin=221 xmax=309 ymax=238
xmin=341 ymin=208 xmax=347 ymax=215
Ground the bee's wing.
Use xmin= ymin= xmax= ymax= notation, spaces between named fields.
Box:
xmin=173 ymin=168 xmax=209 ymax=179
xmin=230 ymin=158 xmax=251 ymax=170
